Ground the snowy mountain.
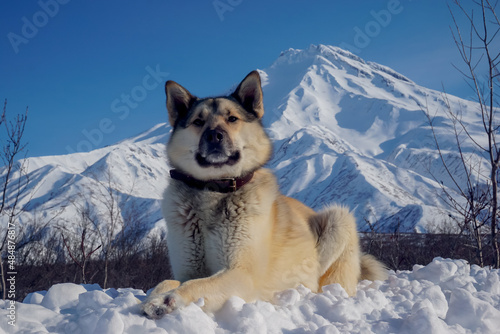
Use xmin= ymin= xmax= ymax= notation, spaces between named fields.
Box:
xmin=263 ymin=45 xmax=484 ymax=232
xmin=2 ymin=44 xmax=487 ymax=243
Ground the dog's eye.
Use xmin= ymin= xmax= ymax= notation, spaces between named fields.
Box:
xmin=228 ymin=116 xmax=238 ymax=123
xmin=192 ymin=119 xmax=205 ymax=127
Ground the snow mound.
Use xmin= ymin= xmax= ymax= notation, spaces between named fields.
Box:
xmin=3 ymin=258 xmax=500 ymax=333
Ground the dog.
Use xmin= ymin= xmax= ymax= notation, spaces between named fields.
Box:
xmin=141 ymin=70 xmax=387 ymax=319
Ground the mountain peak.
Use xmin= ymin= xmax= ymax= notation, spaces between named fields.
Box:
xmin=277 ymin=44 xmax=364 ymax=63
xmin=274 ymin=44 xmax=412 ymax=84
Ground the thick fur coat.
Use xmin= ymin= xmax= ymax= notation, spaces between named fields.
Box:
xmin=141 ymin=71 xmax=387 ymax=319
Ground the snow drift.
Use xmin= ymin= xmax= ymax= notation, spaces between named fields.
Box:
xmin=3 ymin=258 xmax=500 ymax=333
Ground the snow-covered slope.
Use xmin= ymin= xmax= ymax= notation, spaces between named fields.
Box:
xmin=4 ymin=258 xmax=500 ymax=333
xmin=262 ymin=45 xmax=483 ymax=231
xmin=2 ymin=44 xmax=488 ymax=241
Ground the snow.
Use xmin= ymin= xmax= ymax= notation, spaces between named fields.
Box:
xmin=3 ymin=258 xmax=500 ymax=333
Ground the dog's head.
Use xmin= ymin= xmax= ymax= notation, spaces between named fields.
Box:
xmin=165 ymin=71 xmax=272 ymax=180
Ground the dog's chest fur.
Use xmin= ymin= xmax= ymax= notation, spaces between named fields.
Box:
xmin=162 ymin=175 xmax=271 ymax=282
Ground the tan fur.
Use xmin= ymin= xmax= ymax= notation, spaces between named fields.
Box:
xmin=360 ymin=253 xmax=388 ymax=281
xmin=141 ymin=71 xmax=387 ymax=319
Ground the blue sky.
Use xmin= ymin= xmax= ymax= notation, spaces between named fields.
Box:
xmin=0 ymin=0 xmax=484 ymax=158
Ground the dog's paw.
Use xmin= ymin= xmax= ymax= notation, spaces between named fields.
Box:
xmin=141 ymin=292 xmax=185 ymax=319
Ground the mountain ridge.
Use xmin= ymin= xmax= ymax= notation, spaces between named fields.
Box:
xmin=2 ymin=44 xmax=484 ymax=243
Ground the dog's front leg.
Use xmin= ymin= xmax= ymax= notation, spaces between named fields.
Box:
xmin=142 ymin=267 xmax=254 ymax=319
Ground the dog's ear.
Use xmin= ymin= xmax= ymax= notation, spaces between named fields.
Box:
xmin=165 ymin=81 xmax=197 ymax=126
xmin=231 ymin=71 xmax=264 ymax=119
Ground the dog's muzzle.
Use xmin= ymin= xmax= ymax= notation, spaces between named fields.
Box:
xmin=197 ymin=127 xmax=240 ymax=167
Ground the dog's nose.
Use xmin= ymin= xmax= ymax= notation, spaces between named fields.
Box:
xmin=206 ymin=129 xmax=224 ymax=143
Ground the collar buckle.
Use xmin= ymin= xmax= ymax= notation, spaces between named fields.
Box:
xmin=220 ymin=178 xmax=237 ymax=192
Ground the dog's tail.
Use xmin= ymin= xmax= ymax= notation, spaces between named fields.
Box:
xmin=360 ymin=253 xmax=388 ymax=281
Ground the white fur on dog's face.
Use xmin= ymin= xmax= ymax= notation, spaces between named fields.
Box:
xmin=167 ymin=98 xmax=271 ymax=180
